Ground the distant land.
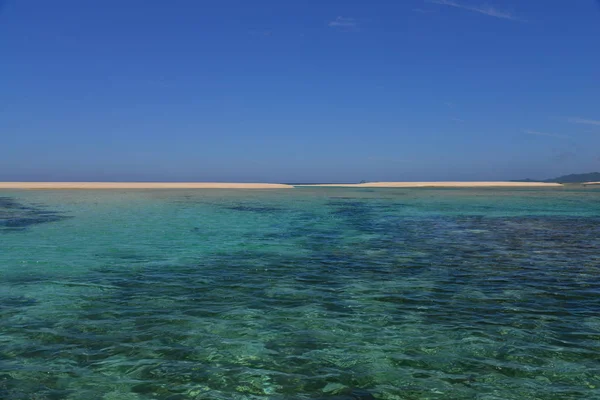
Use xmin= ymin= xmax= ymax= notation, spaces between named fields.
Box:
xmin=512 ymin=172 xmax=600 ymax=184
xmin=0 ymin=182 xmax=564 ymax=189
xmin=0 ymin=182 xmax=293 ymax=189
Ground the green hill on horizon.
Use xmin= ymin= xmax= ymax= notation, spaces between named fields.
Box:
xmin=513 ymin=172 xmax=600 ymax=183
xmin=546 ymin=172 xmax=600 ymax=183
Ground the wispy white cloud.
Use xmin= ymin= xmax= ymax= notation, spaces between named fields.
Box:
xmin=427 ymin=0 xmax=523 ymax=21
xmin=567 ymin=117 xmax=600 ymax=126
xmin=328 ymin=16 xmax=357 ymax=29
xmin=524 ymin=129 xmax=570 ymax=139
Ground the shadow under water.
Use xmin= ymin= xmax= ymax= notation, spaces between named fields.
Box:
xmin=0 ymin=196 xmax=69 ymax=232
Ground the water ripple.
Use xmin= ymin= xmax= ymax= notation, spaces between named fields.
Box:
xmin=1 ymin=188 xmax=600 ymax=399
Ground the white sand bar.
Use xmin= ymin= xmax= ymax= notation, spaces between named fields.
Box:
xmin=0 ymin=182 xmax=293 ymax=189
xmin=297 ymin=182 xmax=563 ymax=188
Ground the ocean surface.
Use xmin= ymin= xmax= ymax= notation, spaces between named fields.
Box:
xmin=1 ymin=187 xmax=600 ymax=400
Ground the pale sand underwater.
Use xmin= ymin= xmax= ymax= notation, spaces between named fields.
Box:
xmin=296 ymin=181 xmax=563 ymax=188
xmin=0 ymin=182 xmax=293 ymax=189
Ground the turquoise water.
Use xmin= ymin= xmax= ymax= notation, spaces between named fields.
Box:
xmin=1 ymin=187 xmax=600 ymax=399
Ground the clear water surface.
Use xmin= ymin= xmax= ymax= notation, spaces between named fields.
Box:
xmin=1 ymin=187 xmax=599 ymax=399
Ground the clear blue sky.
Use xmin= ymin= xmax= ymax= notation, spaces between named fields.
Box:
xmin=1 ymin=0 xmax=599 ymax=182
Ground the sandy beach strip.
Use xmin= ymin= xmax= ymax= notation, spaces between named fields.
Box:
xmin=0 ymin=182 xmax=293 ymax=189
xmin=296 ymin=182 xmax=563 ymax=188
xmin=583 ymin=182 xmax=600 ymax=186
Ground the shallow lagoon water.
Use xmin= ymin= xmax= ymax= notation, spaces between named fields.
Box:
xmin=1 ymin=187 xmax=600 ymax=399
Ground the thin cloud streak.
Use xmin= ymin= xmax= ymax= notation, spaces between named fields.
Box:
xmin=524 ymin=130 xmax=570 ymax=139
xmin=328 ymin=16 xmax=357 ymax=29
xmin=427 ymin=0 xmax=523 ymax=21
xmin=567 ymin=117 xmax=600 ymax=126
